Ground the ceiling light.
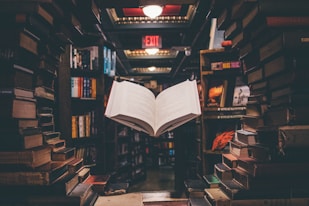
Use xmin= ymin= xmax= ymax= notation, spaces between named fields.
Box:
xmin=148 ymin=66 xmax=156 ymax=71
xmin=142 ymin=5 xmax=163 ymax=19
xmin=145 ymin=48 xmax=159 ymax=55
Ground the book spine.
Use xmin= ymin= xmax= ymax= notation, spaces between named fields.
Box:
xmin=72 ymin=115 xmax=78 ymax=138
xmin=71 ymin=77 xmax=79 ymax=98
xmin=266 ymin=16 xmax=309 ymax=27
xmin=78 ymin=115 xmax=85 ymax=138
xmin=91 ymin=78 xmax=96 ymax=98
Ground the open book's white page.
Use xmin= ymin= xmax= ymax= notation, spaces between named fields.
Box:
xmin=155 ymin=80 xmax=201 ymax=133
xmin=105 ymin=81 xmax=156 ymax=129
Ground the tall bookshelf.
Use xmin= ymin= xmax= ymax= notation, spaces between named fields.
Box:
xmin=199 ymin=48 xmax=246 ymax=175
xmin=58 ymin=43 xmax=112 ymax=170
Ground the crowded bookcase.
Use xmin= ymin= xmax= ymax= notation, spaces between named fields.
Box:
xmin=199 ymin=48 xmax=247 ymax=174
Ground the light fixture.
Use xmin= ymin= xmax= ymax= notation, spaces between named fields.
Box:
xmin=145 ymin=48 xmax=159 ymax=55
xmin=142 ymin=5 xmax=163 ymax=19
xmin=148 ymin=66 xmax=156 ymax=71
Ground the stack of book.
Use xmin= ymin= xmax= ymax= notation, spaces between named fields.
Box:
xmin=202 ymin=0 xmax=309 ymax=205
xmin=0 ymin=1 xmax=98 ymax=205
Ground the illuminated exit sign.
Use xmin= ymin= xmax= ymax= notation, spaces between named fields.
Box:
xmin=142 ymin=35 xmax=162 ymax=48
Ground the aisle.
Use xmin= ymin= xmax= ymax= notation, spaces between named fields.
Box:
xmin=128 ymin=166 xmax=175 ymax=192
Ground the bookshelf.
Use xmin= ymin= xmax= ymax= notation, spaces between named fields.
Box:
xmin=199 ymin=48 xmax=246 ymax=174
xmin=153 ymin=132 xmax=176 ymax=168
xmin=130 ymin=131 xmax=147 ymax=183
xmin=107 ymin=123 xmax=146 ymax=184
xmin=58 ymin=42 xmax=115 ymax=169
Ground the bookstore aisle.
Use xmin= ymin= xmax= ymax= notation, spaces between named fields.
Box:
xmin=128 ymin=166 xmax=175 ymax=192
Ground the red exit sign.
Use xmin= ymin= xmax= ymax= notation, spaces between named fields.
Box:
xmin=142 ymin=35 xmax=162 ymax=48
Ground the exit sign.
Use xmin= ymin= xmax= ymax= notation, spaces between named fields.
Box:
xmin=142 ymin=35 xmax=162 ymax=48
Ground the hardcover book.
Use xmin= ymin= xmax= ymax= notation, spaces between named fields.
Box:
xmin=0 ymin=63 xmax=34 ymax=90
xmin=84 ymin=174 xmax=111 ymax=195
xmin=0 ymin=146 xmax=51 ymax=168
xmin=0 ymin=161 xmax=68 ymax=186
xmin=236 ymin=129 xmax=258 ymax=145
xmin=0 ymin=96 xmax=36 ymax=119
xmin=203 ymin=174 xmax=220 ymax=188
xmin=184 ymin=179 xmax=208 ymax=192
xmin=214 ymin=163 xmax=233 ymax=181
xmin=67 ymin=183 xmax=98 ymax=206
xmin=52 ymin=147 xmax=76 ymax=161
xmin=105 ymin=80 xmax=201 ymax=137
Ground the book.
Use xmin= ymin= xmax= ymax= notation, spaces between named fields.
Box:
xmin=1 ymin=28 xmax=39 ymax=56
xmin=229 ymin=140 xmax=250 ymax=158
xmin=237 ymin=157 xmax=309 ymax=178
xmin=245 ymin=101 xmax=268 ymax=117
xmin=268 ymin=67 xmax=309 ymax=92
xmin=0 ymin=63 xmax=34 ymax=90
xmin=231 ymin=0 xmax=257 ymax=20
xmin=184 ymin=179 xmax=208 ymax=197
xmin=0 ymin=161 xmax=68 ymax=186
xmin=52 ymin=147 xmax=76 ymax=161
xmin=84 ymin=174 xmax=111 ymax=195
xmin=204 ymin=188 xmax=230 ymax=206
xmin=264 ymin=105 xmax=309 ymax=126
xmin=105 ymin=79 xmax=201 ymax=137
xmin=278 ymin=125 xmax=309 ymax=155
xmin=67 ymin=183 xmax=98 ymax=206
xmin=222 ymin=153 xmax=238 ymax=169
xmin=0 ymin=126 xmax=43 ymax=150
xmin=67 ymin=158 xmax=84 ymax=175
xmin=19 ymin=127 xmax=43 ymax=149
xmin=1 ymin=11 xmax=51 ymax=41
xmin=265 ymin=16 xmax=309 ymax=27
xmin=241 ymin=115 xmax=265 ymax=132
xmin=0 ymin=146 xmax=51 ymax=168
xmin=203 ymin=174 xmax=220 ymax=188
xmin=0 ymin=87 xmax=33 ymax=98
xmin=0 ymin=96 xmax=37 ymax=119
xmin=78 ymin=167 xmax=90 ymax=183
xmin=236 ymin=129 xmax=258 ymax=145
xmin=203 ymin=107 xmax=246 ymax=120
xmin=0 ymin=2 xmax=53 ymax=26
xmin=259 ymin=30 xmax=309 ymax=62
xmin=214 ymin=163 xmax=233 ymax=181
xmin=0 ymin=118 xmax=38 ymax=134
xmin=34 ymin=86 xmax=55 ymax=101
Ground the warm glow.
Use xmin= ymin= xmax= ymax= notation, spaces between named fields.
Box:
xmin=145 ymin=48 xmax=159 ymax=55
xmin=142 ymin=5 xmax=163 ymax=19
xmin=148 ymin=66 xmax=156 ymax=71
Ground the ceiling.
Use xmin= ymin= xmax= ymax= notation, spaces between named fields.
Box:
xmin=97 ymin=0 xmax=213 ymax=83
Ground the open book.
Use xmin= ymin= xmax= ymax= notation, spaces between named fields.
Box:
xmin=105 ymin=79 xmax=201 ymax=137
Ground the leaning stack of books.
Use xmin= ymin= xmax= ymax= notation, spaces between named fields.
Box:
xmin=0 ymin=1 xmax=98 ymax=205
xmin=202 ymin=0 xmax=309 ymax=205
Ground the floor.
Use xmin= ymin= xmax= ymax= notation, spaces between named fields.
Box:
xmin=128 ymin=166 xmax=175 ymax=192
xmin=128 ymin=166 xmax=187 ymax=205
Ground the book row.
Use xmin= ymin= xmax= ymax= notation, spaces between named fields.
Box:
xmin=71 ymin=111 xmax=98 ymax=138
xmin=71 ymin=76 xmax=97 ymax=99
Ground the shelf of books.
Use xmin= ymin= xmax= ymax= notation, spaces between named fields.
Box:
xmin=198 ymin=0 xmax=309 ymax=205
xmin=154 ymin=132 xmax=175 ymax=168
xmin=199 ymin=47 xmax=248 ymax=175
xmin=101 ymin=123 xmax=145 ymax=184
xmin=0 ymin=1 xmax=104 ymax=205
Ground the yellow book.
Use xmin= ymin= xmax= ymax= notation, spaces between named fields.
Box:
xmin=72 ymin=115 xmax=78 ymax=138
xmin=91 ymin=78 xmax=96 ymax=99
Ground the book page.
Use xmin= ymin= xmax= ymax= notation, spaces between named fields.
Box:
xmin=105 ymin=81 xmax=156 ymax=133
xmin=154 ymin=80 xmax=201 ymax=135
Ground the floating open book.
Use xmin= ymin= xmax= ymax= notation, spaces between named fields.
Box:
xmin=105 ymin=79 xmax=201 ymax=137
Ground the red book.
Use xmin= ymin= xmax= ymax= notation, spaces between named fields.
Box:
xmin=266 ymin=16 xmax=309 ymax=27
